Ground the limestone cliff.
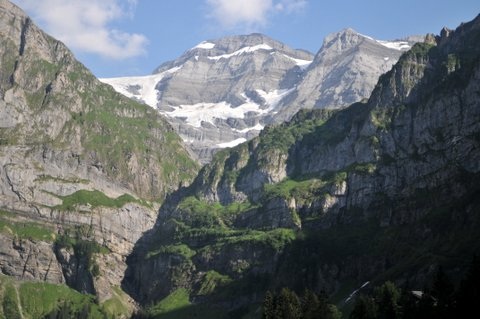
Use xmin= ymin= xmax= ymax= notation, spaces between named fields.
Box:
xmin=0 ymin=0 xmax=198 ymax=316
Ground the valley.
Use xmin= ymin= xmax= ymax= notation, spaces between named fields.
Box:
xmin=0 ymin=0 xmax=479 ymax=318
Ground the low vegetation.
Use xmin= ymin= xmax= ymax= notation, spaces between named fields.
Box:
xmin=0 ymin=275 xmax=109 ymax=319
xmin=53 ymin=189 xmax=151 ymax=211
xmin=0 ymin=210 xmax=56 ymax=242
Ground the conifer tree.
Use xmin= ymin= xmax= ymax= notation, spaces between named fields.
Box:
xmin=350 ymin=295 xmax=378 ymax=319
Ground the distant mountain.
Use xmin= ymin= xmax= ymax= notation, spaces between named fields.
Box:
xmin=274 ymin=29 xmax=422 ymax=121
xmin=101 ymin=32 xmax=419 ymax=162
xmin=101 ymin=34 xmax=314 ymax=162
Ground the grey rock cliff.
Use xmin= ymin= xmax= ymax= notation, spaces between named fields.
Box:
xmin=274 ymin=29 xmax=417 ymax=121
xmin=0 ymin=0 xmax=197 ymax=310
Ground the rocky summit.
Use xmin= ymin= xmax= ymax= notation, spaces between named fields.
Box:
xmin=1 ymin=0 xmax=479 ymax=318
xmin=101 ymin=31 xmax=418 ymax=163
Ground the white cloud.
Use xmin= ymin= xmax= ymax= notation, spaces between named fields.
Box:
xmin=206 ymin=0 xmax=307 ymax=30
xmin=13 ymin=0 xmax=148 ymax=60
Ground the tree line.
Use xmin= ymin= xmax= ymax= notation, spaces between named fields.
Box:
xmin=261 ymin=256 xmax=480 ymax=319
xmin=262 ymin=288 xmax=341 ymax=319
xmin=350 ymin=256 xmax=480 ymax=319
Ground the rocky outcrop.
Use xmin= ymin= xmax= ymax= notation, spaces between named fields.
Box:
xmin=0 ymin=234 xmax=64 ymax=283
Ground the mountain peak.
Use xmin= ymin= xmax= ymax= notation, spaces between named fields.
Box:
xmin=188 ymin=33 xmax=312 ymax=58
xmin=322 ymin=28 xmax=415 ymax=53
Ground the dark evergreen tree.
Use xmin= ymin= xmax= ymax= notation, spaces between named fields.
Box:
xmin=316 ymin=291 xmax=341 ymax=319
xmin=350 ymin=295 xmax=378 ymax=319
xmin=398 ymin=287 xmax=418 ymax=319
xmin=457 ymin=255 xmax=480 ymax=317
xmin=302 ymin=289 xmax=320 ymax=319
xmin=374 ymin=281 xmax=400 ymax=319
xmin=430 ymin=266 xmax=454 ymax=318
xmin=261 ymin=288 xmax=341 ymax=319
xmin=274 ymin=288 xmax=302 ymax=319
xmin=263 ymin=291 xmax=275 ymax=319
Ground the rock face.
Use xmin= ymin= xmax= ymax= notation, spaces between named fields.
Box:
xmin=0 ymin=0 xmax=198 ymax=313
xmin=274 ymin=30 xmax=421 ymax=121
xmin=102 ymin=32 xmax=417 ymax=163
xmin=123 ymin=14 xmax=480 ymax=315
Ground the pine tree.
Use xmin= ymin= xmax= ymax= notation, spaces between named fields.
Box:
xmin=317 ymin=291 xmax=341 ymax=319
xmin=263 ymin=291 xmax=275 ymax=319
xmin=275 ymin=288 xmax=302 ymax=319
xmin=457 ymin=255 xmax=480 ymax=317
xmin=374 ymin=281 xmax=400 ymax=319
xmin=430 ymin=266 xmax=454 ymax=318
xmin=350 ymin=295 xmax=377 ymax=319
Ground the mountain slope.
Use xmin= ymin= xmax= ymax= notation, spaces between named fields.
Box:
xmin=124 ymin=14 xmax=480 ymax=317
xmin=0 ymin=0 xmax=198 ymax=315
xmin=102 ymin=32 xmax=416 ymax=163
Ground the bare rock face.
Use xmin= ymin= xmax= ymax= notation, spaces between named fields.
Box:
xmin=102 ymin=31 xmax=419 ymax=163
xmin=0 ymin=234 xmax=64 ymax=283
xmin=0 ymin=0 xmax=197 ymax=311
xmin=275 ymin=29 xmax=419 ymax=121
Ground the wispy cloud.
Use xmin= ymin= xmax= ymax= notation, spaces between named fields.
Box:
xmin=13 ymin=0 xmax=148 ymax=60
xmin=206 ymin=0 xmax=307 ymax=31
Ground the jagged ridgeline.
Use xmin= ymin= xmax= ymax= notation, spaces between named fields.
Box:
xmin=0 ymin=0 xmax=198 ymax=318
xmin=125 ymin=14 xmax=480 ymax=318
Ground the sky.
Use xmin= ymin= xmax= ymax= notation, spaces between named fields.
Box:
xmin=11 ymin=0 xmax=480 ymax=78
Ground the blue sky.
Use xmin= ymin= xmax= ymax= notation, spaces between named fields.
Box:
xmin=12 ymin=0 xmax=480 ymax=78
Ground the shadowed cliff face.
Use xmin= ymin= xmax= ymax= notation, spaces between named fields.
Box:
xmin=123 ymin=14 xmax=480 ymax=316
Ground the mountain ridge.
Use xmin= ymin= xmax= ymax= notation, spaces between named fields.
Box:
xmin=101 ymin=30 xmax=418 ymax=163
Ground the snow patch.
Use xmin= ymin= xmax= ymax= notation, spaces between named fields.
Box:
xmin=166 ymin=100 xmax=262 ymax=128
xmin=208 ymin=44 xmax=273 ymax=61
xmin=281 ymin=54 xmax=313 ymax=69
xmin=234 ymin=123 xmax=265 ymax=133
xmin=165 ymin=88 xmax=291 ymax=128
xmin=256 ymin=88 xmax=294 ymax=110
xmin=193 ymin=41 xmax=215 ymax=49
xmin=216 ymin=138 xmax=247 ymax=148
xmin=99 ymin=66 xmax=182 ymax=108
xmin=357 ymin=32 xmax=411 ymax=51
xmin=377 ymin=40 xmax=411 ymax=51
